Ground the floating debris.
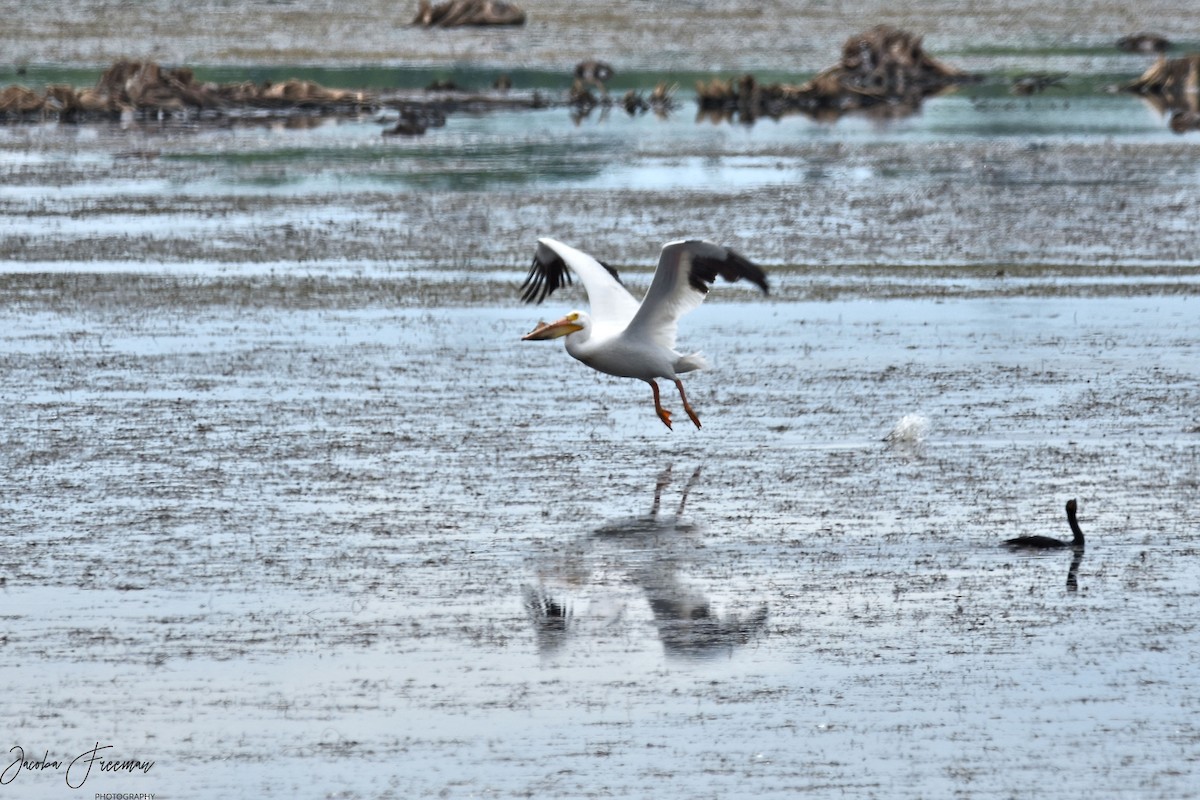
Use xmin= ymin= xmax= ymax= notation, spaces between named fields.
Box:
xmin=883 ymin=413 xmax=930 ymax=459
xmin=1116 ymin=32 xmax=1172 ymax=55
xmin=568 ymin=81 xmax=677 ymax=121
xmin=574 ymin=60 xmax=615 ymax=92
xmin=0 ymin=85 xmax=42 ymax=114
xmin=1010 ymin=71 xmax=1068 ymax=95
xmin=696 ymin=26 xmax=979 ymax=123
xmin=568 ymin=60 xmax=617 ymax=115
xmin=1122 ymin=53 xmax=1200 ymax=99
xmin=0 ymin=59 xmax=371 ymax=121
xmin=568 ymin=81 xmax=599 ymax=116
xmin=411 ymin=0 xmax=526 ymax=28
xmin=622 ymin=89 xmax=648 ymax=114
xmin=382 ymin=105 xmax=447 ymax=136
xmin=883 ymin=413 xmax=930 ymax=447
xmin=0 ymin=60 xmax=563 ymax=127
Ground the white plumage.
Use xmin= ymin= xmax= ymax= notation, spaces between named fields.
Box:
xmin=521 ymin=237 xmax=768 ymax=429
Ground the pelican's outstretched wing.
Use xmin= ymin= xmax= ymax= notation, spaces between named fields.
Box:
xmin=522 ymin=238 xmax=641 ymax=327
xmin=625 ymin=240 xmax=768 ymax=351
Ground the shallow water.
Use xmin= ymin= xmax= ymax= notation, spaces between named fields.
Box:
xmin=2 ymin=287 xmax=1198 ymax=798
xmin=3 ymin=2 xmax=1200 ymax=797
xmin=3 ymin=83 xmax=1200 ymax=278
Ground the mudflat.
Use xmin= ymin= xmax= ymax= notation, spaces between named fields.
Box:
xmin=2 ymin=3 xmax=1199 ymax=799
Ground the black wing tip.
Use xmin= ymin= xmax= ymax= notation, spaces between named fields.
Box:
xmin=521 ymin=243 xmax=573 ymax=305
xmin=597 ymin=258 xmax=624 ymax=286
xmin=725 ymin=248 xmax=770 ymax=295
xmin=519 ymin=254 xmax=543 ymax=304
xmin=685 ymin=243 xmax=770 ymax=296
xmin=522 ymin=239 xmax=621 ymax=305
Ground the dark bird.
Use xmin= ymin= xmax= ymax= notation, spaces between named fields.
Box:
xmin=521 ymin=238 xmax=768 ymax=429
xmin=1004 ymin=499 xmax=1085 ymax=549
xmin=574 ymin=60 xmax=615 ymax=88
xmin=382 ymin=106 xmax=446 ymax=137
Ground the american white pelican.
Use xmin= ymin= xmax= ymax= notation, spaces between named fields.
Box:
xmin=520 ymin=238 xmax=768 ymax=429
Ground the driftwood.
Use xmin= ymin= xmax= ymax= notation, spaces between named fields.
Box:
xmin=0 ymin=60 xmax=629 ymax=131
xmin=411 ymin=0 xmax=525 ymax=27
xmin=568 ymin=82 xmax=677 ymax=121
xmin=94 ymin=61 xmax=218 ymax=110
xmin=1121 ymin=54 xmax=1200 ymax=133
xmin=0 ymin=85 xmax=43 ymax=114
xmin=0 ymin=60 xmax=373 ymax=121
xmin=1122 ymin=54 xmax=1200 ymax=104
xmin=696 ymin=25 xmax=979 ymax=122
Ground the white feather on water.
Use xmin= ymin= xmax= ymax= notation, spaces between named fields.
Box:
xmin=884 ymin=413 xmax=931 ymax=446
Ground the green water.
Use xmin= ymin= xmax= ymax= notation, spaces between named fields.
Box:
xmin=2 ymin=63 xmax=818 ymax=92
xmin=161 ymin=136 xmax=615 ymax=190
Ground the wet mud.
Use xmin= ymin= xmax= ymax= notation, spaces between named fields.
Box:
xmin=3 ymin=283 xmax=1198 ymax=798
xmin=2 ymin=0 xmax=1199 ymax=73
xmin=2 ymin=2 xmax=1200 ymax=798
xmin=2 ymin=117 xmax=1200 ymax=283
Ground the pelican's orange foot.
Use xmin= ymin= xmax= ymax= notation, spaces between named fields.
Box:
xmin=657 ymin=408 xmax=673 ymax=430
xmin=672 ymin=379 xmax=702 ymax=430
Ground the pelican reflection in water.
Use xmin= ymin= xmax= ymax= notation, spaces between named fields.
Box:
xmin=524 ymin=465 xmax=768 ymax=660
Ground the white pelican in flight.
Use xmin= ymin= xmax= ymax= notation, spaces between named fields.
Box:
xmin=521 ymin=238 xmax=768 ymax=429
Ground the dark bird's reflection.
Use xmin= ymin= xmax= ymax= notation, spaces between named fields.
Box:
xmin=1002 ymin=499 xmax=1087 ymax=592
xmin=1066 ymin=547 xmax=1085 ymax=592
xmin=524 ymin=465 xmax=768 ymax=661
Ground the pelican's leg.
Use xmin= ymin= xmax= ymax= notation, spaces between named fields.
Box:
xmin=677 ymin=466 xmax=702 ymax=516
xmin=647 ymin=380 xmax=673 ymax=429
xmin=674 ymin=379 xmax=702 ymax=429
xmin=652 ymin=465 xmax=672 ymax=516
